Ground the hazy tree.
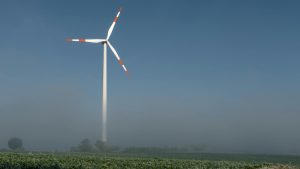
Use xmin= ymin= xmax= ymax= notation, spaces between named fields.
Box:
xmin=108 ymin=144 xmax=120 ymax=152
xmin=70 ymin=146 xmax=78 ymax=152
xmin=95 ymin=140 xmax=120 ymax=153
xmin=8 ymin=137 xmax=23 ymax=151
xmin=77 ymin=138 xmax=93 ymax=152
xmin=95 ymin=140 xmax=105 ymax=152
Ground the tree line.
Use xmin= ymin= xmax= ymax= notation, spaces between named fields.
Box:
xmin=2 ymin=137 xmax=206 ymax=154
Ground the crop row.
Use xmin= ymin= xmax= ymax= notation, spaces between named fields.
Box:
xmin=0 ymin=152 xmax=276 ymax=169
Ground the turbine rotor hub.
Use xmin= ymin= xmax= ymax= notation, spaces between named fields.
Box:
xmin=101 ymin=40 xmax=107 ymax=44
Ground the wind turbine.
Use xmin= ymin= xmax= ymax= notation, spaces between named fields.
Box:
xmin=66 ymin=8 xmax=128 ymax=143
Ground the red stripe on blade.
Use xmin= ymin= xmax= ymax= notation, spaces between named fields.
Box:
xmin=114 ymin=17 xmax=118 ymax=22
xmin=79 ymin=39 xmax=85 ymax=42
xmin=118 ymin=60 xmax=123 ymax=65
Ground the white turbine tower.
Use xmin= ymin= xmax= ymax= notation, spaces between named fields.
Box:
xmin=66 ymin=8 xmax=128 ymax=143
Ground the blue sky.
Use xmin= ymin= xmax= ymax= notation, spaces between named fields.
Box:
xmin=0 ymin=0 xmax=300 ymax=154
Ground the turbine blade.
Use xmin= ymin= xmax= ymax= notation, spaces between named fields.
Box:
xmin=107 ymin=41 xmax=128 ymax=75
xmin=66 ymin=38 xmax=106 ymax=43
xmin=106 ymin=8 xmax=122 ymax=40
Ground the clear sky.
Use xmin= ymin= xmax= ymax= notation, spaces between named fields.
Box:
xmin=0 ymin=0 xmax=300 ymax=154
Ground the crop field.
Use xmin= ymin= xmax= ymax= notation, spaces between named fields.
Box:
xmin=0 ymin=152 xmax=299 ymax=169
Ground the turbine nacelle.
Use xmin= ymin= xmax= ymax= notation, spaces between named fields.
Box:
xmin=101 ymin=40 xmax=108 ymax=44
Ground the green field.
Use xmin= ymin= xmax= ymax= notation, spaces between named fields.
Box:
xmin=0 ymin=152 xmax=299 ymax=169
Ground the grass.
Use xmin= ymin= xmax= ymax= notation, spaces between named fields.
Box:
xmin=0 ymin=152 xmax=298 ymax=169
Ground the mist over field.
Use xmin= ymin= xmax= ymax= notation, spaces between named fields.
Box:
xmin=1 ymin=0 xmax=300 ymax=155
xmin=1 ymin=81 xmax=300 ymax=154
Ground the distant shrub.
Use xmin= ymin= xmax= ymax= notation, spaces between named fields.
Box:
xmin=8 ymin=137 xmax=23 ymax=151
